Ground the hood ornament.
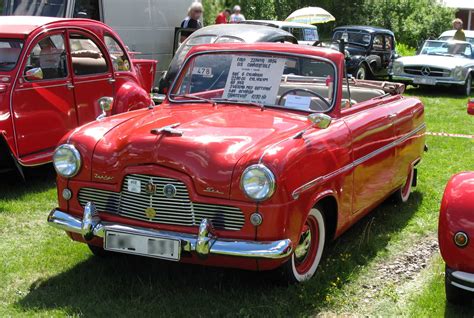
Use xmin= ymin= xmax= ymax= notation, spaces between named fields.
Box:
xmin=151 ymin=123 xmax=183 ymax=136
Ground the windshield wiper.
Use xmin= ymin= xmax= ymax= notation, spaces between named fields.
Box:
xmin=169 ymin=94 xmax=217 ymax=106
xmin=211 ymin=98 xmax=266 ymax=111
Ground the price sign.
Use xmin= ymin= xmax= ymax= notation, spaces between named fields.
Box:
xmin=222 ymin=55 xmax=285 ymax=105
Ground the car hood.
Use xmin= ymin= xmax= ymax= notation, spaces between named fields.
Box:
xmin=91 ymin=103 xmax=310 ymax=198
xmin=397 ymin=54 xmax=473 ymax=69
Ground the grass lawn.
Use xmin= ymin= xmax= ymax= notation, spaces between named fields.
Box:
xmin=0 ymin=86 xmax=473 ymax=317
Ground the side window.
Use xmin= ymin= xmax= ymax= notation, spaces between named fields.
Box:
xmin=384 ymin=36 xmax=394 ymax=50
xmin=373 ymin=34 xmax=384 ymax=50
xmin=73 ymin=0 xmax=101 ymax=20
xmin=24 ymin=34 xmax=68 ymax=81
xmin=69 ymin=33 xmax=108 ymax=76
xmin=104 ymin=35 xmax=131 ymax=72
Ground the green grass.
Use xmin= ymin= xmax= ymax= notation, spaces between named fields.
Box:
xmin=0 ymin=88 xmax=473 ymax=317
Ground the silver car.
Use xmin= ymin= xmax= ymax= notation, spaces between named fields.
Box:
xmin=392 ymin=40 xmax=474 ymax=95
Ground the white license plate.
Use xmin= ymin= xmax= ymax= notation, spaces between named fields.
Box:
xmin=413 ymin=77 xmax=436 ymax=85
xmin=104 ymin=231 xmax=180 ymax=261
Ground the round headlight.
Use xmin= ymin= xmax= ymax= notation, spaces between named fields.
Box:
xmin=53 ymin=144 xmax=81 ymax=178
xmin=240 ymin=164 xmax=275 ymax=201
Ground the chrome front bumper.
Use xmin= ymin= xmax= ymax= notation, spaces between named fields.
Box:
xmin=392 ymin=74 xmax=465 ymax=86
xmin=47 ymin=202 xmax=292 ymax=260
xmin=447 ymin=267 xmax=474 ymax=293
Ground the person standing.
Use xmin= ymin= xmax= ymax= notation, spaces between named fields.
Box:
xmin=180 ymin=2 xmax=203 ymax=42
xmin=215 ymin=9 xmax=231 ymax=24
xmin=230 ymin=5 xmax=245 ymax=23
xmin=453 ymin=18 xmax=466 ymax=41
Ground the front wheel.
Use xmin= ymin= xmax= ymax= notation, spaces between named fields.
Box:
xmin=461 ymin=73 xmax=472 ymax=96
xmin=355 ymin=64 xmax=368 ymax=80
xmin=282 ymin=207 xmax=326 ymax=283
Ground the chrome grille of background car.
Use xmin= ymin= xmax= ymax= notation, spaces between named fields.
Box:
xmin=403 ymin=66 xmax=450 ymax=77
xmin=77 ymin=174 xmax=245 ymax=230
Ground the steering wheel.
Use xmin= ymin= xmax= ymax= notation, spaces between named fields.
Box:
xmin=278 ymin=88 xmax=331 ymax=111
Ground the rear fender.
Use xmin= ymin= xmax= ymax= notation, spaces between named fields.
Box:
xmin=113 ymin=81 xmax=153 ymax=114
xmin=132 ymin=59 xmax=157 ymax=93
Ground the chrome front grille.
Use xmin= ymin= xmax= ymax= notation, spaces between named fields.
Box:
xmin=77 ymin=174 xmax=245 ymax=230
xmin=404 ymin=66 xmax=450 ymax=77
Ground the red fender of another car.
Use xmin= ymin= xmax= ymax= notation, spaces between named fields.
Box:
xmin=439 ymin=171 xmax=474 ymax=273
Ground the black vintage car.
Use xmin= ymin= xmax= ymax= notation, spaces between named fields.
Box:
xmin=158 ymin=24 xmax=298 ymax=94
xmin=332 ymin=26 xmax=397 ymax=80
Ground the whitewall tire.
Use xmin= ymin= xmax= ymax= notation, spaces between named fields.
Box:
xmin=283 ymin=207 xmax=326 ymax=283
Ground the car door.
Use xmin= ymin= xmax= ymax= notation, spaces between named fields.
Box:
xmin=342 ymin=104 xmax=397 ymax=215
xmin=68 ymin=30 xmax=114 ymax=125
xmin=12 ymin=31 xmax=77 ymax=158
xmin=369 ymin=33 xmax=385 ymax=76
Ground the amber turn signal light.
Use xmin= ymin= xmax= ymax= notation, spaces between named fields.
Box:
xmin=454 ymin=232 xmax=469 ymax=248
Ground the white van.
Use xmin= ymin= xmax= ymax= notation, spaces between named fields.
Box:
xmin=2 ymin=0 xmax=198 ymax=79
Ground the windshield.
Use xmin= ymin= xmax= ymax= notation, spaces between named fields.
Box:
xmin=170 ymin=52 xmax=337 ymax=113
xmin=0 ymin=39 xmax=23 ymax=71
xmin=332 ymin=30 xmax=371 ymax=46
xmin=420 ymin=40 xmax=472 ymax=58
xmin=283 ymin=27 xmax=318 ymax=42
xmin=2 ymin=0 xmax=67 ymax=17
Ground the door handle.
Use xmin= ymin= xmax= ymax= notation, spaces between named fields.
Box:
xmin=66 ymin=83 xmax=74 ymax=90
xmin=108 ymin=78 xmax=116 ymax=84
xmin=388 ymin=113 xmax=397 ymax=119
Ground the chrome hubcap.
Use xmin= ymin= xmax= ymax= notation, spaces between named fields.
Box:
xmin=294 ymin=226 xmax=312 ymax=261
xmin=357 ymin=68 xmax=365 ymax=79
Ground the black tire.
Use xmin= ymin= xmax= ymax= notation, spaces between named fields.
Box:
xmin=445 ymin=270 xmax=472 ymax=305
xmin=461 ymin=73 xmax=472 ymax=96
xmin=88 ymin=244 xmax=112 ymax=257
xmin=280 ymin=207 xmax=326 ymax=283
xmin=355 ymin=64 xmax=368 ymax=80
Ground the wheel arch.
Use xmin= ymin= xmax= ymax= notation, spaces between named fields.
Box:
xmin=313 ymin=193 xmax=338 ymax=242
xmin=0 ymin=132 xmax=23 ymax=177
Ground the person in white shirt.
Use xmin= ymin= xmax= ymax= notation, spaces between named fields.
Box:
xmin=230 ymin=5 xmax=245 ymax=23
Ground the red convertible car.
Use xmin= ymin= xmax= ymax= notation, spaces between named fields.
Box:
xmin=47 ymin=43 xmax=425 ymax=282
xmin=0 ymin=16 xmax=156 ymax=175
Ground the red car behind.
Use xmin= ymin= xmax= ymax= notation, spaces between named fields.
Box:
xmin=0 ymin=16 xmax=155 ymax=175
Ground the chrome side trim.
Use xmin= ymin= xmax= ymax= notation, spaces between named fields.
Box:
xmin=47 ymin=207 xmax=293 ymax=260
xmin=291 ymin=123 xmax=426 ymax=199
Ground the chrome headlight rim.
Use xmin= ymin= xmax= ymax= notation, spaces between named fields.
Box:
xmin=53 ymin=144 xmax=81 ymax=178
xmin=240 ymin=164 xmax=276 ymax=202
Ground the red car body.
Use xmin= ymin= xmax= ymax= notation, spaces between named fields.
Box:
xmin=0 ymin=16 xmax=155 ymax=172
xmin=47 ymin=43 xmax=426 ymax=282
xmin=439 ymin=172 xmax=474 ymax=301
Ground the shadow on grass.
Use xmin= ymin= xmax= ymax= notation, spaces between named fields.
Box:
xmin=0 ymin=165 xmax=56 ymax=201
xmin=16 ymin=192 xmax=423 ymax=316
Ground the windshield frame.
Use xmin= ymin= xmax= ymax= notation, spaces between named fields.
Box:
xmin=168 ymin=49 xmax=339 ymax=114
xmin=332 ymin=30 xmax=372 ymax=47
xmin=0 ymin=38 xmax=25 ymax=72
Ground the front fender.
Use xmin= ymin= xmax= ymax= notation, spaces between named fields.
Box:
xmin=439 ymin=171 xmax=474 ymax=273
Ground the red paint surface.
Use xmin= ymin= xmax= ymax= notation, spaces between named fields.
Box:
xmin=439 ymin=172 xmax=474 ymax=273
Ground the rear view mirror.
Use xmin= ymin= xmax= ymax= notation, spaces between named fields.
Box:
xmin=24 ymin=67 xmax=43 ymax=81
